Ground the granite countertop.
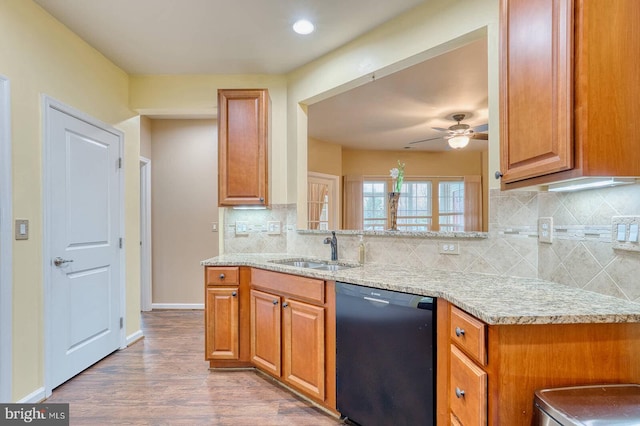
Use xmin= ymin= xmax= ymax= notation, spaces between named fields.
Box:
xmin=201 ymin=253 xmax=640 ymax=326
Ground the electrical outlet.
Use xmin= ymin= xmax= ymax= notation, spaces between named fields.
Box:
xmin=538 ymin=217 xmax=553 ymax=243
xmin=267 ymin=221 xmax=281 ymax=235
xmin=235 ymin=221 xmax=249 ymax=236
xmin=439 ymin=242 xmax=459 ymax=255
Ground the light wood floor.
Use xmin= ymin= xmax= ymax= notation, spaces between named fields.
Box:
xmin=46 ymin=310 xmax=343 ymax=425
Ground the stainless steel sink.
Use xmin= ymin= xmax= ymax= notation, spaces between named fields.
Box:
xmin=271 ymin=259 xmax=357 ymax=271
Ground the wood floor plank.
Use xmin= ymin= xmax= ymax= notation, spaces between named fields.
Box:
xmin=45 ymin=310 xmax=342 ymax=425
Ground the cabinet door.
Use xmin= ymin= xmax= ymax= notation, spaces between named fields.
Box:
xmin=250 ymin=289 xmax=281 ymax=376
xmin=218 ymin=89 xmax=269 ymax=206
xmin=205 ymin=287 xmax=239 ymax=360
xmin=499 ymin=0 xmax=573 ymax=184
xmin=283 ymin=298 xmax=325 ymax=400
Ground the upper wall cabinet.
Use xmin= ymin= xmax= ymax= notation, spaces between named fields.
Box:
xmin=218 ymin=89 xmax=270 ymax=206
xmin=499 ymin=0 xmax=640 ymax=189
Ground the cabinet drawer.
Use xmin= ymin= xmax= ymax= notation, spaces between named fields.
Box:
xmin=450 ymin=306 xmax=487 ymax=366
xmin=251 ymin=268 xmax=324 ymax=304
xmin=450 ymin=345 xmax=487 ymax=426
xmin=206 ymin=267 xmax=239 ymax=286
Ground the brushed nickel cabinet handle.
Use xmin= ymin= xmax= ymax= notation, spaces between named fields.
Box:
xmin=231 ymin=291 xmax=237 ymax=297
xmin=455 ymin=387 xmax=465 ymax=398
xmin=455 ymin=327 xmax=465 ymax=337
xmin=272 ymin=299 xmax=278 ymax=305
xmin=219 ymin=273 xmax=225 ymax=280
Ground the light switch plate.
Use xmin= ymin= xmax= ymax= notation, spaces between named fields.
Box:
xmin=612 ymin=216 xmax=640 ymax=252
xmin=538 ymin=217 xmax=553 ymax=243
xmin=235 ymin=221 xmax=249 ymax=236
xmin=267 ymin=221 xmax=281 ymax=235
xmin=15 ymin=219 xmax=29 ymax=240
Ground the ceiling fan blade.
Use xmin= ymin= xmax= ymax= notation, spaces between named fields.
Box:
xmin=408 ymin=136 xmax=442 ymax=145
xmin=470 ymin=133 xmax=488 ymax=140
xmin=431 ymin=127 xmax=450 ymax=132
xmin=472 ymin=123 xmax=489 ymax=133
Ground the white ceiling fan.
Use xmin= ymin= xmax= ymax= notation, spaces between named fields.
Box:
xmin=408 ymin=113 xmax=488 ymax=149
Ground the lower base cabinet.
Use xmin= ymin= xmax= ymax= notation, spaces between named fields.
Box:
xmin=437 ymin=299 xmax=640 ymax=425
xmin=205 ymin=287 xmax=239 ymax=360
xmin=283 ymin=298 xmax=325 ymax=400
xmin=250 ymin=288 xmax=326 ymax=401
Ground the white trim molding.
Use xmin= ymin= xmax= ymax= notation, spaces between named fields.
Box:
xmin=126 ymin=330 xmax=144 ymax=346
xmin=17 ymin=387 xmax=45 ymax=404
xmin=139 ymin=157 xmax=152 ymax=312
xmin=151 ymin=303 xmax=204 ymax=310
xmin=0 ymin=75 xmax=12 ymax=403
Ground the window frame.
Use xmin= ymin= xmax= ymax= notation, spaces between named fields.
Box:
xmin=362 ymin=175 xmax=466 ymax=232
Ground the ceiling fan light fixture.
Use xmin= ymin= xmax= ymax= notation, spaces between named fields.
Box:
xmin=448 ymin=135 xmax=470 ymax=149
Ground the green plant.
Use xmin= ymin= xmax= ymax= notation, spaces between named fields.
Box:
xmin=389 ymin=160 xmax=405 ymax=193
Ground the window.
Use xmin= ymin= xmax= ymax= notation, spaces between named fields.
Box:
xmin=397 ymin=181 xmax=432 ymax=231
xmin=362 ymin=177 xmax=472 ymax=231
xmin=438 ymin=181 xmax=465 ymax=232
xmin=363 ymin=181 xmax=387 ymax=230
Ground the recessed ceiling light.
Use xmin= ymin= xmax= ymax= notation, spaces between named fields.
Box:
xmin=293 ymin=19 xmax=314 ymax=35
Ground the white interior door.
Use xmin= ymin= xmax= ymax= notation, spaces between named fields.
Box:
xmin=45 ymin=100 xmax=123 ymax=390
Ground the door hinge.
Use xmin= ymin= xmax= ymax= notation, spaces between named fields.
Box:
xmin=118 ymin=157 xmax=122 ymax=169
xmin=119 ymin=237 xmax=123 ymax=248
xmin=119 ymin=317 xmax=124 ymax=329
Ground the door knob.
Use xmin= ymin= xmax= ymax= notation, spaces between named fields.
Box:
xmin=53 ymin=257 xmax=73 ymax=267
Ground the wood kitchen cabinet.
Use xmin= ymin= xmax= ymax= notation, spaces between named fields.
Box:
xmin=437 ymin=299 xmax=640 ymax=425
xmin=218 ymin=89 xmax=269 ymax=206
xmin=250 ymin=268 xmax=334 ymax=406
xmin=250 ymin=289 xmax=282 ymax=376
xmin=204 ymin=266 xmax=252 ymax=368
xmin=499 ymin=0 xmax=640 ymax=188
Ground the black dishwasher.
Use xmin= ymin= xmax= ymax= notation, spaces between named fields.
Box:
xmin=336 ymin=282 xmax=436 ymax=426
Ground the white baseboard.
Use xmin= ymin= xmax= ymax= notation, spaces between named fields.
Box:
xmin=126 ymin=329 xmax=144 ymax=346
xmin=17 ymin=387 xmax=45 ymax=403
xmin=151 ymin=303 xmax=204 ymax=310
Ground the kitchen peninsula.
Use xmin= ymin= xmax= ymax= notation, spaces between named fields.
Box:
xmin=202 ymin=254 xmax=640 ymax=425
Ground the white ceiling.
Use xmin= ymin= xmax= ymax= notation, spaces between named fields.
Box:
xmin=33 ymin=0 xmax=488 ymax=152
xmin=33 ymin=0 xmax=425 ymax=74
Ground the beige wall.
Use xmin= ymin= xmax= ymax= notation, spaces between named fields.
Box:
xmin=341 ymin=149 xmax=483 ymax=176
xmin=150 ymin=119 xmax=218 ymax=304
xmin=140 ymin=115 xmax=152 ymax=159
xmin=0 ymin=0 xmax=139 ymax=401
xmin=307 ymin=138 xmax=343 ymax=176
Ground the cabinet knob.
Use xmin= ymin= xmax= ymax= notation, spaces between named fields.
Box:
xmin=455 ymin=327 xmax=465 ymax=337
xmin=455 ymin=387 xmax=466 ymax=399
xmin=259 ymin=197 xmax=265 ymax=202
xmin=219 ymin=273 xmax=225 ymax=280
xmin=282 ymin=302 xmax=289 ymax=308
xmin=231 ymin=291 xmax=237 ymax=297
xmin=494 ymin=171 xmax=503 ymax=179
xmin=272 ymin=299 xmax=279 ymax=305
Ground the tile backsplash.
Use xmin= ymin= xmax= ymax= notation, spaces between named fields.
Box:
xmin=224 ymin=184 xmax=640 ymax=303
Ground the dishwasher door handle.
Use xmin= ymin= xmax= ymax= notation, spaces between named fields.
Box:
xmin=363 ymin=296 xmax=390 ymax=305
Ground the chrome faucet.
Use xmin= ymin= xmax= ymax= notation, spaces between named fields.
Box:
xmin=324 ymin=231 xmax=338 ymax=261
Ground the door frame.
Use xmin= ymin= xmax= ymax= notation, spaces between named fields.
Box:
xmin=139 ymin=157 xmax=152 ymax=312
xmin=41 ymin=96 xmax=126 ymax=397
xmin=0 ymin=76 xmax=12 ymax=402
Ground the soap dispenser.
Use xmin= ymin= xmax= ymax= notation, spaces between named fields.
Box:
xmin=358 ymin=235 xmax=365 ymax=264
